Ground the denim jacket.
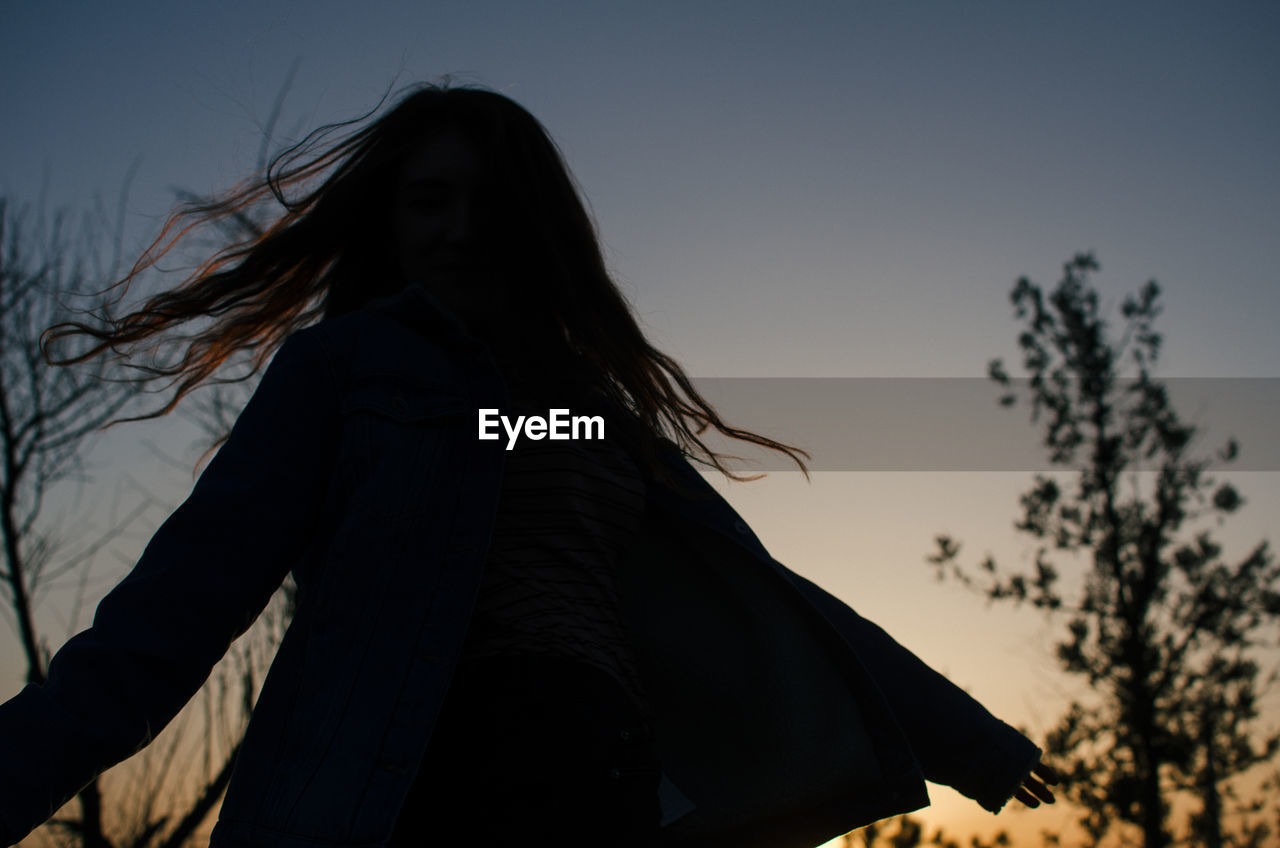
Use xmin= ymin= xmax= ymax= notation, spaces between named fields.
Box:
xmin=0 ymin=284 xmax=1040 ymax=848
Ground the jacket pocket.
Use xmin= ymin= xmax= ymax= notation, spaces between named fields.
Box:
xmin=340 ymin=377 xmax=467 ymax=422
xmin=336 ymin=377 xmax=467 ymax=499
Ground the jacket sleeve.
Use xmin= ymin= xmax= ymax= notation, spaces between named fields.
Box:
xmin=0 ymin=326 xmax=341 ymax=845
xmin=784 ymin=569 xmax=1042 ymax=814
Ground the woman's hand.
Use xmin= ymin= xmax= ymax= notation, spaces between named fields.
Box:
xmin=1012 ymin=761 xmax=1060 ymax=808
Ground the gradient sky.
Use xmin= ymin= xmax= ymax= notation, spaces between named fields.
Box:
xmin=4 ymin=2 xmax=1279 ymax=844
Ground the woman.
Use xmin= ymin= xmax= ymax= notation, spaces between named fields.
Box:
xmin=0 ymin=84 xmax=1057 ymax=847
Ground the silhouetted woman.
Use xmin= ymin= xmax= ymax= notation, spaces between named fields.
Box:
xmin=0 ymin=84 xmax=1057 ymax=847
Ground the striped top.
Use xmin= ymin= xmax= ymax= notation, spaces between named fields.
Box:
xmin=458 ymin=391 xmax=652 ymax=717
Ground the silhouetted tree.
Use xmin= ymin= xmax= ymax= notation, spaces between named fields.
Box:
xmin=1 ymin=196 xmax=152 ymax=848
xmin=845 ymin=814 xmax=1016 ymax=848
xmin=929 ymin=254 xmax=1280 ymax=847
xmin=0 ymin=193 xmax=292 ymax=848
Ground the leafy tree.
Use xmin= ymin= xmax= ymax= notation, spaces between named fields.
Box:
xmin=928 ymin=254 xmax=1280 ymax=847
xmin=845 ymin=814 xmax=1015 ymax=848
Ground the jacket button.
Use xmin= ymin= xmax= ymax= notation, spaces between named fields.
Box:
xmin=392 ymin=394 xmax=409 ymax=414
xmin=733 ymin=519 xmax=750 ymax=535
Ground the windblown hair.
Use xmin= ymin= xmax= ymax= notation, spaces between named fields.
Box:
xmin=41 ymin=82 xmax=810 ymax=487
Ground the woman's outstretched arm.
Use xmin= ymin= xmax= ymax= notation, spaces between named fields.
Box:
xmin=0 ymin=326 xmax=340 ymax=844
xmin=783 ymin=569 xmax=1054 ymax=814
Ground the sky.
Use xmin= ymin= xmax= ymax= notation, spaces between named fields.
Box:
xmin=3 ymin=2 xmax=1279 ymax=845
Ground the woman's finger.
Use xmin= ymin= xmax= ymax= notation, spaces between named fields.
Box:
xmin=1033 ymin=762 xmax=1062 ymax=785
xmin=1013 ymin=787 xmax=1041 ymax=808
xmin=1025 ymin=776 xmax=1056 ymax=805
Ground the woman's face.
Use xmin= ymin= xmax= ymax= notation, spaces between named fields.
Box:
xmin=392 ymin=127 xmax=509 ymax=332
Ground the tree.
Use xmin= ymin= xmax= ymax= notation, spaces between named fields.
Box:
xmin=845 ymin=814 xmax=1016 ymax=848
xmin=928 ymin=254 xmax=1280 ymax=847
xmin=1 ymin=196 xmax=153 ymax=848
xmin=0 ymin=195 xmax=290 ymax=848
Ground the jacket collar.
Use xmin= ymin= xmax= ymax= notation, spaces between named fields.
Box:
xmin=365 ymin=283 xmax=737 ymax=520
xmin=370 ymin=283 xmax=491 ymax=356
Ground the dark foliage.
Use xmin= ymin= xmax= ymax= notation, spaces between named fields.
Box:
xmin=928 ymin=255 xmax=1280 ymax=847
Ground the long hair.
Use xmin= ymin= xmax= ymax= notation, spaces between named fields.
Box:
xmin=41 ymin=82 xmax=810 ymax=488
